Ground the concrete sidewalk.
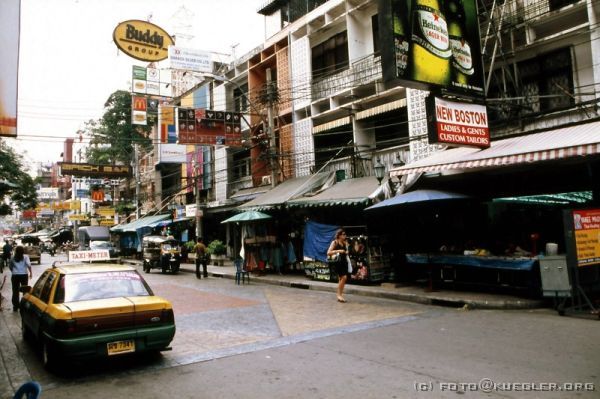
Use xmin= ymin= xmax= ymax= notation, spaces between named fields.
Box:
xmin=124 ymin=258 xmax=546 ymax=310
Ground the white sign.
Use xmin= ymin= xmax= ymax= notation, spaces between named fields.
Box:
xmin=37 ymin=187 xmax=60 ymax=200
xmin=0 ymin=0 xmax=19 ymax=138
xmin=168 ymin=46 xmax=213 ymax=73
xmin=68 ymin=250 xmax=111 ymax=262
xmin=157 ymin=143 xmax=187 ymax=164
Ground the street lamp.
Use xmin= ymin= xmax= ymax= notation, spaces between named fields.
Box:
xmin=373 ymin=157 xmax=386 ymax=185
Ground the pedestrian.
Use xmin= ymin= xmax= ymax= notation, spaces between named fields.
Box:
xmin=9 ymin=245 xmax=32 ymax=312
xmin=194 ymin=237 xmax=208 ymax=279
xmin=2 ymin=240 xmax=13 ymax=273
xmin=327 ymin=228 xmax=349 ymax=303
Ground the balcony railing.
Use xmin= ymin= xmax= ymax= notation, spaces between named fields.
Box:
xmin=311 ymin=54 xmax=381 ymax=100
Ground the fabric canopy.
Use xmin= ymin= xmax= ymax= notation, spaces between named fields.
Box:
xmin=221 ymin=210 xmax=272 ymax=223
xmin=365 ymin=189 xmax=470 ymax=211
xmin=390 ymin=121 xmax=600 ymax=177
xmin=288 ymin=176 xmax=380 ymax=208
xmin=240 ymin=172 xmax=335 ymax=210
xmin=78 ymin=226 xmax=110 ymax=241
xmin=110 ymin=214 xmax=172 ymax=233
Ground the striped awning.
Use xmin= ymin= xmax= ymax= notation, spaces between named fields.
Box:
xmin=355 ymin=99 xmax=407 ymax=120
xmin=390 ymin=121 xmax=600 ymax=177
xmin=313 ymin=116 xmax=351 ymax=134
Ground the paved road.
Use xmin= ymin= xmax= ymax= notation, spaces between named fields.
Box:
xmin=2 ymin=254 xmax=599 ymax=398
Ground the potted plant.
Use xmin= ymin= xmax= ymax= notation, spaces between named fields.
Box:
xmin=207 ymin=239 xmax=227 ymax=266
xmin=184 ymin=241 xmax=196 ymax=261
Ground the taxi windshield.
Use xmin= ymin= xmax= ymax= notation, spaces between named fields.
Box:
xmin=54 ymin=270 xmax=152 ymax=303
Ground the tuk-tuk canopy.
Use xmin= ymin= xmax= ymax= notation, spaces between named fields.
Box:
xmin=142 ymin=235 xmax=179 ymax=245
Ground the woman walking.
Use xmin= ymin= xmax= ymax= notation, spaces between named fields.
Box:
xmin=327 ymin=229 xmax=349 ymax=303
xmin=9 ymin=245 xmax=32 ymax=312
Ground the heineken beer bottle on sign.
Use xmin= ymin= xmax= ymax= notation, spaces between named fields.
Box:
xmin=446 ymin=0 xmax=474 ymax=88
xmin=410 ymin=0 xmax=451 ymax=85
xmin=393 ymin=8 xmax=410 ymax=78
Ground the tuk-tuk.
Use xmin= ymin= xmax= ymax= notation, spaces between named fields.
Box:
xmin=141 ymin=235 xmax=181 ymax=274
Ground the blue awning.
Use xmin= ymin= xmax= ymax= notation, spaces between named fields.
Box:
xmin=110 ymin=214 xmax=172 ymax=233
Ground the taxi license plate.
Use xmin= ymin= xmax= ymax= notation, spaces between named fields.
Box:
xmin=107 ymin=340 xmax=135 ymax=356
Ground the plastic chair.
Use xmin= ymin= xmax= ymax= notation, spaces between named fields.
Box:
xmin=13 ymin=381 xmax=41 ymax=399
xmin=234 ymin=258 xmax=250 ymax=285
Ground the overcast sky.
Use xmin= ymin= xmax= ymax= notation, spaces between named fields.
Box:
xmin=14 ymin=0 xmax=265 ymax=168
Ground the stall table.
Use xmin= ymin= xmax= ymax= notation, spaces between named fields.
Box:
xmin=405 ymin=253 xmax=540 ymax=293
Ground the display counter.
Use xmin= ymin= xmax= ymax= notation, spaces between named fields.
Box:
xmin=406 ymin=254 xmax=536 ymax=271
xmin=405 ymin=253 xmax=541 ymax=294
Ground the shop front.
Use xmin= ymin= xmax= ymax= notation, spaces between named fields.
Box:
xmin=373 ymin=121 xmax=600 ymax=296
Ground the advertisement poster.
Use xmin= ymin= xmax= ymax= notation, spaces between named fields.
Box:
xmin=0 ymin=0 xmax=20 ymax=137
xmin=573 ymin=209 xmax=600 ymax=267
xmin=379 ymin=0 xmax=484 ymax=95
xmin=428 ymin=96 xmax=489 ymax=148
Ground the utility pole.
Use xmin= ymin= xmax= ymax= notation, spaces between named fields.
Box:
xmin=266 ymin=68 xmax=277 ymax=188
xmin=134 ymin=144 xmax=141 ymax=219
xmin=193 ymin=158 xmax=203 ymax=239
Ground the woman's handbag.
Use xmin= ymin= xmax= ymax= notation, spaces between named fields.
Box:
xmin=327 ymin=253 xmax=340 ymax=263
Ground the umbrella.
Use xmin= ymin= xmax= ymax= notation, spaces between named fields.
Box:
xmin=221 ymin=210 xmax=272 ymax=224
xmin=365 ymin=189 xmax=471 ymax=211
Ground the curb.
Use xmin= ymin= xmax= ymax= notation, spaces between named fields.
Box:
xmin=121 ymin=259 xmax=545 ymax=310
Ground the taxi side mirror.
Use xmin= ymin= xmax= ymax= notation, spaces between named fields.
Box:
xmin=19 ymin=286 xmax=32 ymax=294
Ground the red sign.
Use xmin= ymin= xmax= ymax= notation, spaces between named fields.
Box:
xmin=22 ymin=210 xmax=37 ymax=219
xmin=132 ymin=96 xmax=147 ymax=111
xmin=428 ymin=97 xmax=490 ymax=148
xmin=177 ymin=108 xmax=243 ymax=146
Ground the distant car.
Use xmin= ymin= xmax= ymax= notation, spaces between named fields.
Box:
xmin=21 ymin=236 xmax=41 ymax=264
xmin=89 ymin=240 xmax=118 ymax=258
xmin=19 ymin=263 xmax=176 ymax=369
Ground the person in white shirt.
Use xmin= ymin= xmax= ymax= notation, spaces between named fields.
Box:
xmin=9 ymin=245 xmax=32 ymax=312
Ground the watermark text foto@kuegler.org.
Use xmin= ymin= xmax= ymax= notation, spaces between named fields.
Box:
xmin=414 ymin=379 xmax=596 ymax=393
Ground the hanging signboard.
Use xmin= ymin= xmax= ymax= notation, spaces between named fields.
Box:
xmin=570 ymin=209 xmax=600 ymax=267
xmin=0 ymin=0 xmax=20 ymax=137
xmin=113 ymin=20 xmax=174 ymax=62
xmin=59 ymin=163 xmax=131 ymax=178
xmin=177 ymin=108 xmax=243 ymax=147
xmin=427 ymin=96 xmax=489 ymax=148
xmin=378 ymin=0 xmax=484 ymax=96
xmin=168 ymin=46 xmax=213 ymax=73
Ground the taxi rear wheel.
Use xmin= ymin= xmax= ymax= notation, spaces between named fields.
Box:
xmin=41 ymin=339 xmax=58 ymax=370
xmin=21 ymin=318 xmax=32 ymax=342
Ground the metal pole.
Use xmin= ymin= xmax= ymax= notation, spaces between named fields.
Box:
xmin=194 ymin=158 xmax=203 ymax=239
xmin=266 ymin=68 xmax=276 ymax=188
xmin=134 ymin=144 xmax=141 ymax=219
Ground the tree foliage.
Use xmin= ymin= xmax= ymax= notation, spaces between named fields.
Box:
xmin=0 ymin=142 xmax=38 ymax=214
xmin=83 ymin=90 xmax=153 ymax=165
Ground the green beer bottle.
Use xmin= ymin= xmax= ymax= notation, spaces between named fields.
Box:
xmin=409 ymin=0 xmax=452 ymax=86
xmin=446 ymin=0 xmax=474 ymax=89
xmin=393 ymin=1 xmax=410 ymax=78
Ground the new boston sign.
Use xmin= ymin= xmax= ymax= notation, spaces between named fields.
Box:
xmin=427 ymin=96 xmax=489 ymax=148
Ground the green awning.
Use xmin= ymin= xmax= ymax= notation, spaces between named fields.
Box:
xmin=287 ymin=177 xmax=380 ymax=208
xmin=240 ymin=172 xmax=335 ymax=211
xmin=110 ymin=214 xmax=172 ymax=233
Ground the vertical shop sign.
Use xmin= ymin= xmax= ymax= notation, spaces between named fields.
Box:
xmin=0 ymin=0 xmax=20 ymax=137
xmin=572 ymin=209 xmax=600 ymax=267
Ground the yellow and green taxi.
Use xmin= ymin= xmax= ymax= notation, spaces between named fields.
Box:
xmin=19 ymin=263 xmax=175 ymax=369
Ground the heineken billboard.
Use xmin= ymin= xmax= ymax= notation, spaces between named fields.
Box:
xmin=378 ymin=0 xmax=484 ymax=96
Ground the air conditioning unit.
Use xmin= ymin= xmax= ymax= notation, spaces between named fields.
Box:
xmin=261 ymin=175 xmax=272 ymax=186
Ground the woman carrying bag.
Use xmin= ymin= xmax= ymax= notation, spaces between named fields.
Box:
xmin=327 ymin=229 xmax=349 ymax=303
xmin=9 ymin=245 xmax=32 ymax=312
